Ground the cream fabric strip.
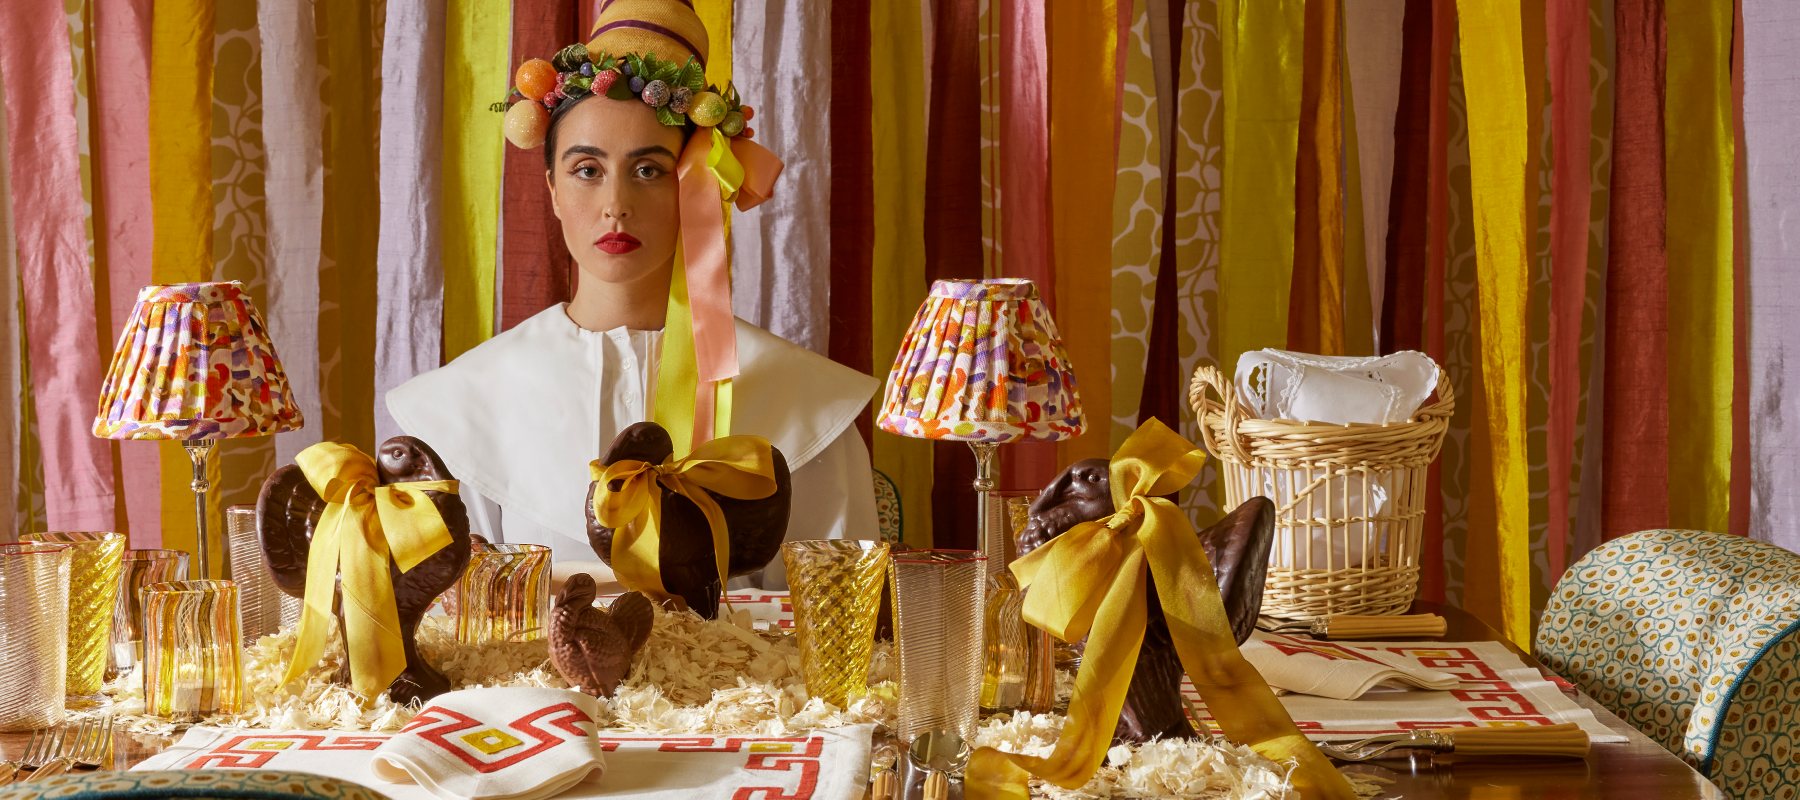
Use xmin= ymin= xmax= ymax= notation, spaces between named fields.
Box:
xmin=1343 ymin=0 xmax=1406 ymax=347
xmin=260 ymin=0 xmax=325 ymax=465
xmin=730 ymin=0 xmax=832 ymax=355
xmin=1745 ymin=0 xmax=1800 ymax=551
xmin=372 ymin=0 xmax=448 ymax=446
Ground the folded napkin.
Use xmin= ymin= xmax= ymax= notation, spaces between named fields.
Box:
xmin=1242 ymin=631 xmax=1465 ymax=700
xmin=370 ymin=688 xmax=605 ymax=800
xmin=1236 ymin=349 xmax=1440 ymax=426
xmin=1321 ymin=614 xmax=1447 ymax=640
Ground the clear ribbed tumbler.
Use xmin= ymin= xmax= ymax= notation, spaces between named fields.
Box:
xmin=22 ymin=532 xmax=126 ymax=698
xmin=455 ymin=544 xmax=552 ymax=644
xmin=890 ymin=550 xmax=987 ymax=742
xmin=109 ymin=549 xmax=190 ymax=682
xmin=142 ymin=580 xmax=243 ymax=720
xmin=226 ymin=505 xmax=300 ymax=643
xmin=782 ymin=540 xmax=890 ymax=708
xmin=0 ymin=543 xmax=71 ymax=731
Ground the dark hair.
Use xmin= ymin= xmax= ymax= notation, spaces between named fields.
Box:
xmin=543 ymin=93 xmax=698 ymax=176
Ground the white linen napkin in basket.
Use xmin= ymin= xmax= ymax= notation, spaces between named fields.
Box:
xmin=1242 ymin=631 xmax=1466 ymax=700
xmin=369 ymin=687 xmax=605 ymax=800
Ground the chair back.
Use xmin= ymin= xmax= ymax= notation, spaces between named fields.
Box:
xmin=1537 ymin=529 xmax=1800 ymax=795
xmin=0 ymin=770 xmax=390 ymax=800
xmin=874 ymin=469 xmax=903 ymax=544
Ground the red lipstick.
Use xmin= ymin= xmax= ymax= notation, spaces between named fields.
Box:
xmin=596 ymin=232 xmax=642 ymax=255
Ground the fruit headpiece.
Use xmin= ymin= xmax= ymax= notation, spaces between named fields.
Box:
xmin=496 ymin=0 xmax=784 ymax=461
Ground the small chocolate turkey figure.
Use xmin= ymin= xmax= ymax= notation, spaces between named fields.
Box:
xmin=255 ymin=436 xmax=473 ymax=704
xmin=549 ymin=575 xmax=656 ymax=697
xmin=1019 ymin=459 xmax=1276 ymax=744
xmin=585 ymin=422 xmax=792 ymax=619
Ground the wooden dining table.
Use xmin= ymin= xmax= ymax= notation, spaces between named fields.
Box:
xmin=0 ymin=602 xmax=1724 ymax=799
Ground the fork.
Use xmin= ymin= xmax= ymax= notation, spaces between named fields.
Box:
xmin=25 ymin=717 xmax=106 ymax=783
xmin=0 ymin=727 xmax=57 ymax=787
xmin=1316 ymin=723 xmax=1589 ymax=761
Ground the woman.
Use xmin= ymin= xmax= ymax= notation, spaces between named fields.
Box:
xmin=386 ymin=0 xmax=879 ymax=589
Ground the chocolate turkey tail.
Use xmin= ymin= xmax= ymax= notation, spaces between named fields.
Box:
xmin=608 ymin=591 xmax=656 ymax=654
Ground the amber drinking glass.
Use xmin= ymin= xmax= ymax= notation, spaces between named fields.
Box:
xmin=0 ymin=543 xmax=71 ymax=730
xmin=109 ymin=549 xmax=190 ymax=682
xmin=782 ymin=540 xmax=890 ymax=708
xmin=226 ymin=505 xmax=300 ymax=643
xmin=22 ymin=532 xmax=126 ymax=699
xmin=890 ymin=550 xmax=988 ymax=742
xmin=455 ymin=543 xmax=552 ymax=644
xmin=142 ymin=580 xmax=244 ymax=720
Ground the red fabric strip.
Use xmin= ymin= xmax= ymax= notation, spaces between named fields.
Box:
xmin=925 ymin=0 xmax=984 ymax=551
xmin=93 ymin=0 xmax=161 ymax=544
xmin=1379 ymin=0 xmax=1433 ymax=356
xmin=1421 ymin=0 xmax=1453 ymax=604
xmin=500 ymin=0 xmax=578 ymax=333
xmin=1138 ymin=0 xmax=1186 ymax=432
xmin=830 ymin=0 xmax=875 ymax=447
xmin=1602 ymin=0 xmax=1671 ymax=541
xmin=1545 ymin=0 xmax=1591 ymax=579
xmin=0 ymin=1 xmax=119 ymax=530
xmin=996 ymin=0 xmax=1057 ymax=496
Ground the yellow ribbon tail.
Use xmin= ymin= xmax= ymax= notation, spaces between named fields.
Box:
xmin=707 ymin=127 xmax=746 ymax=202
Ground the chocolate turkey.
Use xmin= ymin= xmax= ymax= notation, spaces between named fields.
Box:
xmin=549 ymin=575 xmax=655 ymax=697
xmin=1019 ymin=458 xmax=1275 ymax=744
xmin=586 ymin=422 xmax=792 ymax=618
xmin=256 ymin=436 xmax=473 ymax=704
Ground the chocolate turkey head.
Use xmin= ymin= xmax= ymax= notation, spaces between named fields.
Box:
xmin=377 ymin=436 xmax=453 ymax=484
xmin=585 ymin=422 xmax=792 ymax=618
xmin=1018 ymin=458 xmax=1111 ymax=559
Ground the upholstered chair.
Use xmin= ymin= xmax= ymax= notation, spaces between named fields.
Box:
xmin=1536 ymin=529 xmax=1800 ymax=800
xmin=0 ymin=770 xmax=390 ymax=800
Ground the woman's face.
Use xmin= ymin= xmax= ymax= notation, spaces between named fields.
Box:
xmin=547 ymin=97 xmax=686 ymax=288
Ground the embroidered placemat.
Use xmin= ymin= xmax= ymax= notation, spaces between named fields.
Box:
xmin=136 ymin=725 xmax=875 ymax=800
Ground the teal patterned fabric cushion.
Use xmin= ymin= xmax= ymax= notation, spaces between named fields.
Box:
xmin=0 ymin=771 xmax=390 ymax=800
xmin=873 ymin=469 xmax=902 ymax=545
xmin=1536 ymin=529 xmax=1800 ymax=799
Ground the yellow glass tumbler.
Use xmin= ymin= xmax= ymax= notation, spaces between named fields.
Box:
xmin=0 ymin=543 xmax=71 ymax=731
xmin=781 ymin=540 xmax=890 ymax=708
xmin=23 ymin=532 xmax=126 ymax=698
xmin=455 ymin=543 xmax=552 ymax=644
xmin=142 ymin=580 xmax=244 ymax=720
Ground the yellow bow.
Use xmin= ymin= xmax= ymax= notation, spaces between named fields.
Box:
xmin=281 ymin=442 xmax=457 ymax=698
xmin=967 ymin=419 xmax=1355 ymax=800
xmin=590 ymin=434 xmax=779 ymax=608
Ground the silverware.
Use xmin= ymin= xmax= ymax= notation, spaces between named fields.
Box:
xmin=73 ymin=716 xmax=113 ymax=769
xmin=25 ymin=716 xmax=107 ymax=782
xmin=0 ymin=728 xmax=56 ymax=787
xmin=1317 ymin=729 xmax=1457 ymax=761
xmin=1316 ymin=723 xmax=1589 ymax=762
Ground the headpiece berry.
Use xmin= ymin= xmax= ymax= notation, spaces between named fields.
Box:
xmin=494 ymin=43 xmax=757 ymax=150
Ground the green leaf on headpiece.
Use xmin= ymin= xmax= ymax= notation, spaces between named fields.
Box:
xmin=606 ymin=79 xmax=634 ymax=101
xmin=655 ymin=105 xmax=683 ymax=127
xmin=652 ymin=61 xmax=680 ymax=84
xmin=552 ymin=43 xmax=590 ymax=73
xmin=564 ymin=75 xmax=592 ymax=96
xmin=678 ymin=58 xmax=705 ymax=94
xmin=723 ymin=81 xmax=741 ymax=107
xmin=625 ymin=53 xmax=647 ymax=81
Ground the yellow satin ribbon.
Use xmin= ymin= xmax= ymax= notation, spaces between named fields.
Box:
xmin=281 ymin=443 xmax=458 ymax=698
xmin=590 ymin=434 xmax=778 ymax=607
xmin=967 ymin=419 xmax=1354 ymax=800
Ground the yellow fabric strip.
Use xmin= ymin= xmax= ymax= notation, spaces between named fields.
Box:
xmin=1340 ymin=30 xmax=1374 ymax=358
xmin=1109 ymin=0 xmax=1163 ymax=451
xmin=1664 ymin=0 xmax=1734 ymax=534
xmin=1456 ymin=0 xmax=1532 ymax=646
xmin=443 ymin=0 xmax=507 ymax=363
xmin=1051 ymin=0 xmax=1118 ymax=465
xmin=1293 ymin=0 xmax=1345 ymax=356
xmin=870 ymin=0 xmax=933 ymax=547
xmin=655 ymin=248 xmax=701 ymax=457
xmin=694 ymin=0 xmax=731 ymax=89
xmin=1217 ymin=0 xmax=1303 ymax=377
xmin=149 ymin=0 xmax=216 ymax=571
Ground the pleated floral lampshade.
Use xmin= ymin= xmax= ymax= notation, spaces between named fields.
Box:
xmin=93 ymin=281 xmax=303 ymax=440
xmin=878 ymin=278 xmax=1084 ymax=443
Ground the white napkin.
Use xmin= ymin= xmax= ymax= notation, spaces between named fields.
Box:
xmin=1235 ymin=349 xmax=1440 ymax=426
xmin=370 ymin=688 xmax=605 ymax=800
xmin=1241 ymin=631 xmax=1465 ymax=700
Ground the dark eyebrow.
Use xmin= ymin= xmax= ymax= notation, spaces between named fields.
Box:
xmin=627 ymin=145 xmax=676 ymax=161
xmin=560 ymin=144 xmax=604 ymax=162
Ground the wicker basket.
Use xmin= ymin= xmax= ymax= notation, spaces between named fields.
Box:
xmin=1187 ymin=363 xmax=1454 ymax=619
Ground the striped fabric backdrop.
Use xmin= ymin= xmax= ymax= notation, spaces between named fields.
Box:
xmin=1 ymin=0 xmax=1793 ymax=643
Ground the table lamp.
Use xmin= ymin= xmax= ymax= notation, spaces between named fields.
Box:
xmin=93 ymin=281 xmax=304 ymax=577
xmin=877 ymin=278 xmax=1084 ymax=711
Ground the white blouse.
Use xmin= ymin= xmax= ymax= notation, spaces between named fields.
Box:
xmin=386 ymin=305 xmax=881 ymax=589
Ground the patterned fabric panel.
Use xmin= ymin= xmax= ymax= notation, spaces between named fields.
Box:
xmin=873 ymin=469 xmax=902 ymax=544
xmin=0 ymin=770 xmax=390 ymax=800
xmin=1705 ymin=634 xmax=1800 ymax=800
xmin=1536 ymin=529 xmax=1800 ymax=781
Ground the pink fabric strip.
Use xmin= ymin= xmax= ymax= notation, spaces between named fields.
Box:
xmin=93 ymin=0 xmax=160 ymax=545
xmin=1545 ymin=0 xmax=1590 ymax=581
xmin=997 ymin=0 xmax=1057 ymax=495
xmin=0 ymin=1 xmax=119 ymax=530
xmin=677 ymin=133 xmax=737 ymax=386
